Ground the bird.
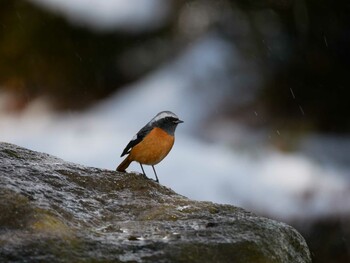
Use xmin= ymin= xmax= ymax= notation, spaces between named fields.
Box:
xmin=116 ymin=111 xmax=183 ymax=183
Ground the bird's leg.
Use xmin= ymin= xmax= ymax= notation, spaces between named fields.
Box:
xmin=139 ymin=163 xmax=147 ymax=177
xmin=152 ymin=165 xmax=159 ymax=183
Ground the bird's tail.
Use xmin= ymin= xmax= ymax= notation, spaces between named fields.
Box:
xmin=116 ymin=156 xmax=132 ymax=172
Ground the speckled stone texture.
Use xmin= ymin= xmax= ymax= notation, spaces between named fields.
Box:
xmin=0 ymin=142 xmax=311 ymax=263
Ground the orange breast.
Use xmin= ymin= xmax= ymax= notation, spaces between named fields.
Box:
xmin=128 ymin=127 xmax=175 ymax=165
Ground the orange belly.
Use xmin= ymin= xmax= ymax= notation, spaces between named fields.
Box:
xmin=128 ymin=127 xmax=175 ymax=165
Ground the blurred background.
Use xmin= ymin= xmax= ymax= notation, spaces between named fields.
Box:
xmin=1 ymin=0 xmax=350 ymax=261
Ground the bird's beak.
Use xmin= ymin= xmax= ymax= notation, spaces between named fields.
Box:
xmin=176 ymin=119 xmax=184 ymax=124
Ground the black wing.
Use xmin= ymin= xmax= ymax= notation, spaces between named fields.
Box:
xmin=120 ymin=124 xmax=153 ymax=157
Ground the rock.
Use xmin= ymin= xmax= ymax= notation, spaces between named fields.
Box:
xmin=0 ymin=142 xmax=311 ymax=262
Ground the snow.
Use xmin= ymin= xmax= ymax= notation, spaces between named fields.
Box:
xmin=1 ymin=34 xmax=350 ymax=221
xmin=29 ymin=0 xmax=171 ymax=32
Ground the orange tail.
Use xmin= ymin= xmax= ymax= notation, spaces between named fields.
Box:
xmin=116 ymin=155 xmax=132 ymax=172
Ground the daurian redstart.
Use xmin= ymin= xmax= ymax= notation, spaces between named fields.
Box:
xmin=116 ymin=111 xmax=183 ymax=183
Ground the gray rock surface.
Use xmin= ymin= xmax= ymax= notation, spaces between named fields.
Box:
xmin=0 ymin=142 xmax=311 ymax=262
